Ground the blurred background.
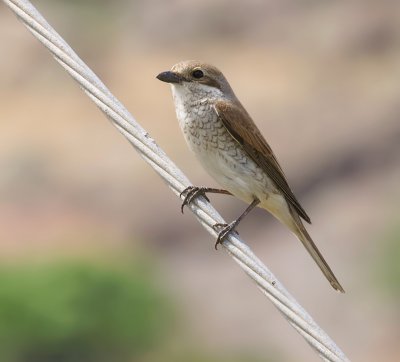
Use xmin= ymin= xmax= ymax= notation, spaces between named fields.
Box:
xmin=0 ymin=0 xmax=399 ymax=361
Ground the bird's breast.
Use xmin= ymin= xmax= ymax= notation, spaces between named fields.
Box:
xmin=171 ymin=87 xmax=276 ymax=203
xmin=175 ymin=98 xmax=233 ymax=155
xmin=174 ymin=102 xmax=271 ymax=202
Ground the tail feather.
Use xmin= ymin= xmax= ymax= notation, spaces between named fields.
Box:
xmin=289 ymin=209 xmax=345 ymax=293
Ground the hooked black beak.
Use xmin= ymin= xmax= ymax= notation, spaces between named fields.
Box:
xmin=156 ymin=71 xmax=183 ymax=84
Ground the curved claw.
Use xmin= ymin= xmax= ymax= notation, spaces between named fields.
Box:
xmin=180 ymin=186 xmax=210 ymax=213
xmin=213 ymin=222 xmax=238 ymax=250
xmin=180 ymin=186 xmax=196 ymax=213
xmin=179 ymin=186 xmax=194 ymax=199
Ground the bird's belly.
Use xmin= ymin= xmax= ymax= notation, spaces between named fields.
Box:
xmin=191 ymin=141 xmax=272 ymax=204
xmin=177 ymin=105 xmax=277 ymax=205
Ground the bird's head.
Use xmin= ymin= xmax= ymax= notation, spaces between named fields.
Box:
xmin=157 ymin=60 xmax=235 ymax=100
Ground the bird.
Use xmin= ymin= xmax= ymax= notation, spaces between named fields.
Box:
xmin=157 ymin=60 xmax=344 ymax=292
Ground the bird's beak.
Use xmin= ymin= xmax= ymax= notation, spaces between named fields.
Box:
xmin=156 ymin=71 xmax=183 ymax=84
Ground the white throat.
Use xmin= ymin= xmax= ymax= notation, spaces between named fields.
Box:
xmin=170 ymin=82 xmax=222 ymax=132
xmin=171 ymin=83 xmax=223 ymax=105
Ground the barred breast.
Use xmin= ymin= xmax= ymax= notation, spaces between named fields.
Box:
xmin=172 ymin=86 xmax=274 ymax=204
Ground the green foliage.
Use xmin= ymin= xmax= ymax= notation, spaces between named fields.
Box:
xmin=0 ymin=260 xmax=173 ymax=362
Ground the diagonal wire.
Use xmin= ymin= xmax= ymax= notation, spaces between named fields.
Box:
xmin=2 ymin=1 xmax=350 ymax=361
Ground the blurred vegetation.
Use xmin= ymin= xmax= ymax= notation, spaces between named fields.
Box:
xmin=0 ymin=259 xmax=174 ymax=362
xmin=157 ymin=351 xmax=277 ymax=362
xmin=0 ymin=258 xmax=272 ymax=362
xmin=378 ymin=224 xmax=400 ymax=299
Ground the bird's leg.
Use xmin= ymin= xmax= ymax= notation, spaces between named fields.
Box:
xmin=213 ymin=198 xmax=260 ymax=249
xmin=180 ymin=186 xmax=232 ymax=213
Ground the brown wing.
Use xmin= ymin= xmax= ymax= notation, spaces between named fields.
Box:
xmin=214 ymin=101 xmax=311 ymax=223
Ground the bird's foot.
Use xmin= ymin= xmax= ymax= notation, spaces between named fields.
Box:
xmin=212 ymin=221 xmax=239 ymax=249
xmin=180 ymin=186 xmax=210 ymax=213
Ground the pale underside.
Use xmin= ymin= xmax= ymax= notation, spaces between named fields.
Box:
xmin=171 ymin=83 xmax=293 ymax=228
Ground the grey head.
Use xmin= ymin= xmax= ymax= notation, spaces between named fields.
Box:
xmin=156 ymin=60 xmax=236 ymax=101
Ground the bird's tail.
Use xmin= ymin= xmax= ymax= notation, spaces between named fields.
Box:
xmin=288 ymin=208 xmax=345 ymax=293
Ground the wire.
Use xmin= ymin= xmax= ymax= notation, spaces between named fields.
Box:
xmin=2 ymin=1 xmax=350 ymax=361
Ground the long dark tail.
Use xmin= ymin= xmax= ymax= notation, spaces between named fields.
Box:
xmin=289 ymin=208 xmax=345 ymax=293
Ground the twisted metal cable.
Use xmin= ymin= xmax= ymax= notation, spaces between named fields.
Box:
xmin=2 ymin=1 xmax=349 ymax=361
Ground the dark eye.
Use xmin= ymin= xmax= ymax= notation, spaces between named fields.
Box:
xmin=192 ymin=69 xmax=204 ymax=79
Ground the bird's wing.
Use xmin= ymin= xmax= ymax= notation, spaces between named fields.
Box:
xmin=213 ymin=100 xmax=311 ymax=223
